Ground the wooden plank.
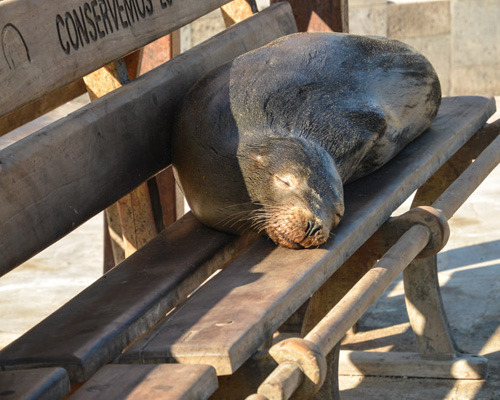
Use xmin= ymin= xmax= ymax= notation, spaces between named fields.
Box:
xmin=0 ymin=2 xmax=298 ymax=275
xmin=116 ymin=181 xmax=157 ymax=257
xmin=221 ymin=0 xmax=257 ymax=27
xmin=105 ymin=203 xmax=126 ymax=265
xmin=0 ymin=79 xmax=86 ymax=137
xmin=83 ymin=50 xmax=159 ymax=267
xmin=155 ymin=166 xmax=178 ymax=230
xmin=0 ymin=93 xmax=89 ymax=152
xmin=139 ymin=35 xmax=173 ymax=75
xmin=412 ymin=118 xmax=500 ymax=209
xmin=0 ymin=213 xmax=254 ymax=382
xmin=0 ymin=368 xmax=70 ymax=400
xmin=271 ymin=0 xmax=348 ymax=32
xmin=0 ymin=0 xmax=236 ymax=117
xmin=71 ymin=364 xmax=218 ymax=399
xmin=120 ymin=96 xmax=495 ymax=375
xmin=137 ymin=34 xmax=183 ymax=237
xmin=339 ymin=351 xmax=488 ymax=380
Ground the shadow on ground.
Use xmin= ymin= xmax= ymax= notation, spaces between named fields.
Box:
xmin=339 ymin=241 xmax=500 ymax=399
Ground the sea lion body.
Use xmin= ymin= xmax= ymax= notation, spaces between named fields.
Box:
xmin=173 ymin=32 xmax=441 ymax=248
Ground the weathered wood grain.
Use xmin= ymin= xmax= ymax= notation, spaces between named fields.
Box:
xmin=71 ymin=364 xmax=218 ymax=399
xmin=120 ymin=96 xmax=495 ymax=375
xmin=139 ymin=36 xmax=182 ymax=237
xmin=83 ymin=50 xmax=159 ymax=268
xmin=0 ymin=368 xmax=70 ymax=400
xmin=221 ymin=0 xmax=257 ymax=27
xmin=0 ymin=212 xmax=255 ymax=382
xmin=0 ymin=0 xmax=235 ymax=117
xmin=0 ymin=79 xmax=86 ymax=136
xmin=0 ymin=2 xmax=298 ymax=275
xmin=339 ymin=351 xmax=488 ymax=380
xmin=271 ymin=0 xmax=349 ymax=32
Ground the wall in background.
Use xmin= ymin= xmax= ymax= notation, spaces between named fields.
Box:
xmin=185 ymin=0 xmax=500 ymax=97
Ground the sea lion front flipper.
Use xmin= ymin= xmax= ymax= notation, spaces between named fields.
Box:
xmin=323 ymin=102 xmax=388 ymax=182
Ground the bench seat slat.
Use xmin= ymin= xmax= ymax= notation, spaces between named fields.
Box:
xmin=0 ymin=0 xmax=235 ymax=117
xmin=0 ymin=367 xmax=70 ymax=400
xmin=0 ymin=2 xmax=298 ymax=276
xmin=119 ymin=96 xmax=496 ymax=375
xmin=71 ymin=364 xmax=218 ymax=400
xmin=0 ymin=213 xmax=253 ymax=382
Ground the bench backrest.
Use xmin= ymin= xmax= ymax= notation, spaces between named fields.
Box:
xmin=0 ymin=0 xmax=235 ymax=117
xmin=0 ymin=2 xmax=298 ymax=275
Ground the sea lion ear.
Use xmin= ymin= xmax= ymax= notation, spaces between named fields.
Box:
xmin=249 ymin=152 xmax=269 ymax=167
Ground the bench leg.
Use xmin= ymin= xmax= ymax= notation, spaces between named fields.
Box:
xmin=400 ymin=126 xmax=498 ymax=372
xmin=403 ymin=255 xmax=457 ymax=357
xmin=304 ymin=345 xmax=340 ymax=400
xmin=404 ymin=131 xmax=479 ymax=358
xmin=302 ymin=284 xmax=340 ymax=400
xmin=299 ymin=240 xmax=379 ymax=399
xmin=337 ymin=126 xmax=498 ymax=380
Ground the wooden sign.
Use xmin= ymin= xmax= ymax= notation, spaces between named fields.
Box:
xmin=0 ymin=0 xmax=232 ymax=117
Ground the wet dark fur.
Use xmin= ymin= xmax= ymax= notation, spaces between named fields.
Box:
xmin=173 ymin=32 xmax=441 ymax=248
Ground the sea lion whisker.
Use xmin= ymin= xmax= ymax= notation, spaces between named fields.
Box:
xmin=256 ymin=206 xmax=285 ymax=215
xmin=246 ymin=214 xmax=268 ymax=222
xmin=227 ymin=212 xmax=269 ymax=230
xmin=250 ymin=220 xmax=268 ymax=235
xmin=224 ymin=203 xmax=257 ymax=211
xmin=249 ymin=218 xmax=269 ymax=230
xmin=249 ymin=220 xmax=270 ymax=233
xmin=217 ymin=211 xmax=252 ymax=228
xmin=248 ymin=209 xmax=274 ymax=217
xmin=216 ymin=204 xmax=274 ymax=230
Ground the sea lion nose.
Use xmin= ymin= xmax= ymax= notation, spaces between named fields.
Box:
xmin=305 ymin=219 xmax=323 ymax=238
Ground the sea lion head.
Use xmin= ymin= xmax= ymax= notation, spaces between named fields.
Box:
xmin=238 ymin=136 xmax=344 ymax=249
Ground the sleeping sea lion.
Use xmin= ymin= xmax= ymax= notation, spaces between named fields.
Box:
xmin=172 ymin=32 xmax=441 ymax=249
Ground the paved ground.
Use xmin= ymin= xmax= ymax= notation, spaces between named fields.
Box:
xmin=0 ymin=97 xmax=498 ymax=399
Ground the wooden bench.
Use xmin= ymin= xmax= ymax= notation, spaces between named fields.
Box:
xmin=1 ymin=0 xmax=499 ymax=398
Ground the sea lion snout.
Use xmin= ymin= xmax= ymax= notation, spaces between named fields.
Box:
xmin=264 ymin=197 xmax=344 ymax=249
xmin=264 ymin=207 xmax=329 ymax=249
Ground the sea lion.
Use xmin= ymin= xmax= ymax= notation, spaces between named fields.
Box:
xmin=172 ymin=32 xmax=441 ymax=249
